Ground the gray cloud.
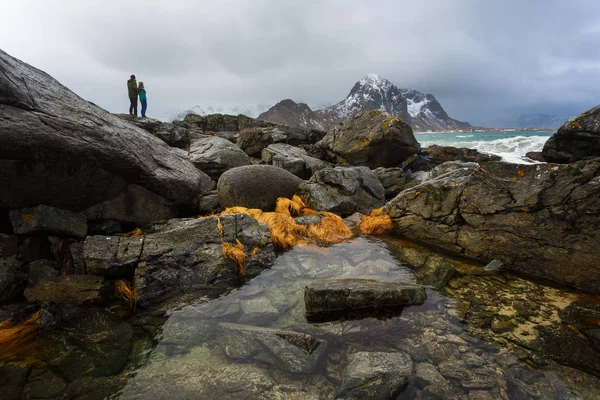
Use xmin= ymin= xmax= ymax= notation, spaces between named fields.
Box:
xmin=2 ymin=0 xmax=600 ymax=125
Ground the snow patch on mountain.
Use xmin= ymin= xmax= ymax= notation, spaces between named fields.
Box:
xmin=407 ymin=97 xmax=430 ymax=117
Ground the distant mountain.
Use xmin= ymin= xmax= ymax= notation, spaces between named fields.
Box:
xmin=172 ymin=104 xmax=270 ymax=121
xmin=258 ymin=74 xmax=472 ymax=132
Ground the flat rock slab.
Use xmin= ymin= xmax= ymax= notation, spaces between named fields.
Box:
xmin=9 ymin=205 xmax=87 ymax=239
xmin=24 ymin=275 xmax=109 ymax=304
xmin=336 ymin=351 xmax=413 ymax=399
xmin=218 ymin=322 xmax=327 ymax=373
xmin=304 ymin=279 xmax=426 ymax=321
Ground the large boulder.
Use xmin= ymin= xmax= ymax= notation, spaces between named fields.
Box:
xmin=384 ymin=159 xmax=600 ymax=294
xmin=135 ymin=213 xmax=275 ymax=305
xmin=0 ymin=49 xmax=211 ymax=219
xmin=185 ymin=135 xmax=251 ymax=180
xmin=9 ymin=205 xmax=87 ymax=239
xmin=217 ymin=165 xmax=303 ymax=211
xmin=316 ymin=110 xmax=420 ymax=168
xmin=298 ymin=167 xmax=385 ymax=216
xmin=372 ymin=167 xmax=405 ymax=199
xmin=424 ymin=145 xmax=501 ymax=166
xmin=542 ymin=106 xmax=600 ymax=163
xmin=116 ymin=115 xmax=203 ymax=149
xmin=261 ymin=143 xmax=329 ymax=179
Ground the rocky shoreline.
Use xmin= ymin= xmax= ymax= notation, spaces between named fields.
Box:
xmin=2 ymin=48 xmax=600 ymax=399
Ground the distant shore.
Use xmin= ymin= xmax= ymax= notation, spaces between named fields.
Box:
xmin=415 ymin=127 xmax=555 ymax=134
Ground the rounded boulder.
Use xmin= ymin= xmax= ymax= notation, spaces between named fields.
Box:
xmin=217 ymin=165 xmax=304 ymax=211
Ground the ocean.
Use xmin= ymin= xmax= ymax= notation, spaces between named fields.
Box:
xmin=415 ymin=130 xmax=555 ymax=164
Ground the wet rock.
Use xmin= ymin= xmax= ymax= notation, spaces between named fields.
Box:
xmin=542 ymin=106 xmax=600 ymax=163
xmin=198 ymin=190 xmax=219 ymax=214
xmin=217 ymin=165 xmax=303 ymax=211
xmin=27 ymin=259 xmax=59 ymax=286
xmin=87 ymin=220 xmax=122 ymax=235
xmin=490 ymin=319 xmax=515 ymax=333
xmin=294 ymin=215 xmax=323 ymax=225
xmin=0 ymin=255 xmax=27 ymax=303
xmin=84 ymin=183 xmax=181 ymax=227
xmin=0 ymin=233 xmax=19 ymax=257
xmin=84 ymin=235 xmax=143 ymax=278
xmin=336 ymin=351 xmax=412 ymax=399
xmin=22 ymin=369 xmax=66 ymax=400
xmin=44 ymin=308 xmax=133 ymax=381
xmin=298 ymin=166 xmax=385 ymax=217
xmin=317 ymin=110 xmax=420 ymax=168
xmin=424 ymin=145 xmax=501 ymax=166
xmin=415 ymin=362 xmax=445 ymax=388
xmin=24 ymin=275 xmax=110 ymax=304
xmin=560 ymin=300 xmax=600 ymax=325
xmin=526 ymin=151 xmax=545 ymax=162
xmin=9 ymin=205 xmax=87 ymax=239
xmin=218 ymin=322 xmax=327 ymax=373
xmin=372 ymin=167 xmax=405 ymax=199
xmin=186 ymin=135 xmax=251 ymax=180
xmin=403 ymin=170 xmax=428 ymax=189
xmin=135 ymin=213 xmax=275 ymax=306
xmin=0 ymin=48 xmax=208 ymax=214
xmin=0 ymin=362 xmax=30 ymax=400
xmin=385 ymin=158 xmax=600 ymax=294
xmin=261 ymin=143 xmax=329 ymax=179
xmin=66 ymin=376 xmax=128 ymax=400
xmin=304 ymin=279 xmax=426 ymax=321
xmin=484 ymin=259 xmax=504 ymax=273
xmin=420 ymin=380 xmax=463 ymax=400
xmin=239 ymin=297 xmax=279 ymax=323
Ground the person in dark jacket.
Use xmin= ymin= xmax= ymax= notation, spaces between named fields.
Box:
xmin=138 ymin=82 xmax=147 ymax=117
xmin=127 ymin=75 xmax=138 ymax=116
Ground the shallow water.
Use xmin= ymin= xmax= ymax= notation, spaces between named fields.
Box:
xmin=4 ymin=235 xmax=600 ymax=399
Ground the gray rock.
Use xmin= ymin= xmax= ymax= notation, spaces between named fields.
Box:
xmin=135 ymin=213 xmax=275 ymax=306
xmin=218 ymin=322 xmax=327 ymax=373
xmin=421 ymin=381 xmax=463 ymax=400
xmin=0 ymin=48 xmax=210 ymax=215
xmin=9 ymin=205 xmax=87 ymax=239
xmin=24 ymin=275 xmax=110 ymax=304
xmin=403 ymin=170 xmax=428 ymax=189
xmin=84 ymin=184 xmax=180 ymax=227
xmin=336 ymin=351 xmax=412 ymax=399
xmin=484 ymin=259 xmax=504 ymax=273
xmin=0 ymin=363 xmax=30 ymax=400
xmin=304 ymin=279 xmax=426 ymax=320
xmin=425 ymin=145 xmax=501 ymax=165
xmin=294 ymin=215 xmax=323 ymax=225
xmin=87 ymin=220 xmax=122 ymax=235
xmin=27 ymin=259 xmax=59 ymax=286
xmin=262 ymin=143 xmax=329 ymax=179
xmin=0 ymin=234 xmax=19 ymax=257
xmin=373 ymin=167 xmax=405 ymax=199
xmin=317 ymin=110 xmax=420 ymax=168
xmin=384 ymin=158 xmax=600 ymax=294
xmin=84 ymin=236 xmax=143 ymax=278
xmin=186 ymin=135 xmax=251 ymax=180
xmin=117 ymin=114 xmax=203 ymax=148
xmin=298 ymin=167 xmax=385 ymax=216
xmin=217 ymin=165 xmax=303 ymax=211
xmin=0 ymin=256 xmax=27 ymax=303
xmin=198 ymin=190 xmax=219 ymax=214
xmin=542 ymin=106 xmax=600 ymax=162
xmin=239 ymin=297 xmax=279 ymax=323
xmin=415 ymin=362 xmax=445 ymax=388
xmin=22 ymin=369 xmax=67 ymax=400
xmin=237 ymin=127 xmax=274 ymax=157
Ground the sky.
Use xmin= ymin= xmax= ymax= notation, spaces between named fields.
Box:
xmin=1 ymin=0 xmax=599 ymax=126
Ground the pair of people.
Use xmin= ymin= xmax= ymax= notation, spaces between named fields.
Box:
xmin=127 ymin=74 xmax=147 ymax=117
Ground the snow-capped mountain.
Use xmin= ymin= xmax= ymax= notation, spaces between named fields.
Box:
xmin=172 ymin=104 xmax=271 ymax=121
xmin=259 ymin=74 xmax=472 ymax=132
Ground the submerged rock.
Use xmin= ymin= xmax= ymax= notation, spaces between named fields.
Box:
xmin=217 ymin=165 xmax=303 ymax=211
xmin=218 ymin=322 xmax=327 ymax=373
xmin=298 ymin=166 xmax=385 ymax=217
xmin=262 ymin=143 xmax=329 ymax=179
xmin=9 ymin=205 xmax=87 ymax=239
xmin=317 ymin=109 xmax=420 ymax=168
xmin=336 ymin=351 xmax=412 ymax=399
xmin=24 ymin=275 xmax=110 ymax=304
xmin=385 ymin=158 xmax=600 ymax=294
xmin=304 ymin=279 xmax=426 ymax=321
xmin=542 ymin=106 xmax=600 ymax=163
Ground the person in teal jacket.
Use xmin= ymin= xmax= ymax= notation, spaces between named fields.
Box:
xmin=127 ymin=75 xmax=138 ymax=116
xmin=138 ymin=82 xmax=147 ymax=117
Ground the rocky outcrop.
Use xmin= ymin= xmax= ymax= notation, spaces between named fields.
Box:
xmin=135 ymin=213 xmax=275 ymax=305
xmin=116 ymin=115 xmax=203 ymax=149
xmin=542 ymin=106 xmax=600 ymax=163
xmin=298 ymin=167 xmax=385 ymax=216
xmin=304 ymin=279 xmax=426 ymax=321
xmin=0 ymin=256 xmax=26 ymax=303
xmin=372 ymin=167 xmax=405 ymax=199
xmin=218 ymin=323 xmax=327 ymax=373
xmin=217 ymin=165 xmax=303 ymax=211
xmin=261 ymin=143 xmax=329 ymax=179
xmin=424 ymin=145 xmax=501 ymax=165
xmin=384 ymin=159 xmax=600 ymax=294
xmin=0 ymin=49 xmax=211 ymax=219
xmin=317 ymin=110 xmax=420 ymax=168
xmin=185 ymin=135 xmax=251 ymax=180
xmin=24 ymin=275 xmax=110 ymax=304
xmin=336 ymin=351 xmax=412 ymax=399
xmin=9 ymin=205 xmax=87 ymax=239
xmin=84 ymin=235 xmax=143 ymax=278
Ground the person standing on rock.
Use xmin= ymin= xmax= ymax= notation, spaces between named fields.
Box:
xmin=138 ymin=82 xmax=147 ymax=117
xmin=127 ymin=74 xmax=138 ymax=116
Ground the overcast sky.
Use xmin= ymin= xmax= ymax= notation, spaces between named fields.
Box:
xmin=2 ymin=0 xmax=599 ymax=125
